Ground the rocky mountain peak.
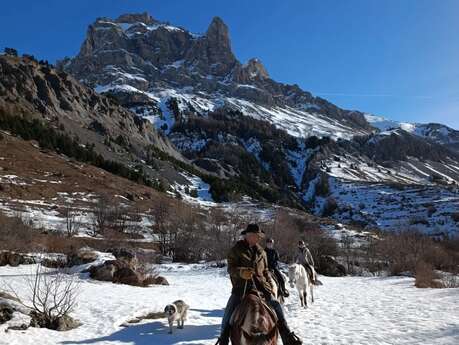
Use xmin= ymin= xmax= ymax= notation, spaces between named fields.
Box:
xmin=59 ymin=11 xmax=372 ymax=131
xmin=242 ymin=58 xmax=270 ymax=79
xmin=203 ymin=16 xmax=235 ymax=68
xmin=115 ymin=12 xmax=157 ymax=25
xmin=206 ymin=16 xmax=229 ymax=41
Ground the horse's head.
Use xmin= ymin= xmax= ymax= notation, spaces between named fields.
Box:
xmin=230 ymin=294 xmax=278 ymax=345
xmin=288 ymin=264 xmax=297 ymax=288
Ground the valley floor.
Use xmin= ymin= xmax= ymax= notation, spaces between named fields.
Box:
xmin=1 ymin=264 xmax=458 ymax=345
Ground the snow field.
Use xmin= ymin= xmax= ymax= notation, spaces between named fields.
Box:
xmin=1 ymin=264 xmax=458 ymax=345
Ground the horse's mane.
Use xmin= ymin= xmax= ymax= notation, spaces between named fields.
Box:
xmin=231 ymin=293 xmax=278 ymax=335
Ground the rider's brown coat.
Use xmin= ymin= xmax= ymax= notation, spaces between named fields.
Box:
xmin=227 ymin=240 xmax=273 ymax=297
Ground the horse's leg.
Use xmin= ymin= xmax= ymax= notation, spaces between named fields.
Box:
xmin=311 ymin=284 xmax=314 ymax=303
xmin=303 ymin=291 xmax=308 ymax=308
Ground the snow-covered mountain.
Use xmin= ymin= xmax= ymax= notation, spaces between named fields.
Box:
xmin=58 ymin=12 xmax=372 ymax=140
xmin=365 ymin=114 xmax=459 ymax=150
xmin=50 ymin=12 xmax=459 ymax=234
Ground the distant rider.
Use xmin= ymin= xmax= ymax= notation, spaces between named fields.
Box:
xmin=265 ymin=238 xmax=289 ymax=298
xmin=295 ymin=240 xmax=317 ymax=284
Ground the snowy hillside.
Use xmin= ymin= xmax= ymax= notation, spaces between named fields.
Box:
xmin=98 ymin=85 xmax=368 ymax=140
xmin=328 ymin=179 xmax=459 ymax=235
xmin=365 ymin=114 xmax=459 ymax=147
xmin=1 ymin=263 xmax=458 ymax=345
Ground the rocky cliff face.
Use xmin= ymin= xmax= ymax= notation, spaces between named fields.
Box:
xmin=0 ymin=54 xmax=203 ymax=193
xmin=58 ymin=12 xmax=372 ymax=132
xmin=0 ymin=54 xmax=180 ymax=159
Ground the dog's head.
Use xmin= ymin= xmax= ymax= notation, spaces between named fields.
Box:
xmin=164 ymin=304 xmax=177 ymax=317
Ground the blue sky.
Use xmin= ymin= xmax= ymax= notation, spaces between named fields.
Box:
xmin=1 ymin=0 xmax=459 ymax=129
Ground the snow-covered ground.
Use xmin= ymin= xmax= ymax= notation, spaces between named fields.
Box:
xmin=1 ymin=264 xmax=458 ymax=345
xmin=328 ymin=178 xmax=459 ymax=236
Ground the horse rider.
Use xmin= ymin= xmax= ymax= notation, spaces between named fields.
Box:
xmin=265 ymin=238 xmax=289 ymax=298
xmin=216 ymin=224 xmax=302 ymax=345
xmin=295 ymin=240 xmax=317 ymax=284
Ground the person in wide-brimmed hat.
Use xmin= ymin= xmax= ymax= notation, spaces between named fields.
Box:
xmin=215 ymin=223 xmax=302 ymax=345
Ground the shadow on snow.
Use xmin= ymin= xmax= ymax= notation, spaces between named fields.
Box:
xmin=61 ymin=310 xmax=222 ymax=345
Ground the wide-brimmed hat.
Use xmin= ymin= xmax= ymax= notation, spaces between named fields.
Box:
xmin=241 ymin=223 xmax=265 ymax=236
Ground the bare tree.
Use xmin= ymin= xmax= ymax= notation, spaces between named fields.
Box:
xmin=341 ymin=234 xmax=355 ymax=274
xmin=150 ymin=202 xmax=172 ymax=255
xmin=63 ymin=204 xmax=81 ymax=237
xmin=90 ymin=196 xmax=111 ymax=236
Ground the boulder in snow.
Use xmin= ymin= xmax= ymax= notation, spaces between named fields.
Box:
xmin=318 ymin=255 xmax=347 ymax=277
xmin=113 ymin=267 xmax=143 ymax=286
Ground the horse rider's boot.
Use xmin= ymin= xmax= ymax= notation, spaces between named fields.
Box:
xmin=278 ymin=321 xmax=302 ymax=345
xmin=282 ymin=287 xmax=290 ymax=297
xmin=215 ymin=326 xmax=230 ymax=345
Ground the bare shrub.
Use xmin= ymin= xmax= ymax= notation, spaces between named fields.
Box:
xmin=377 ymin=229 xmax=431 ymax=275
xmin=169 ymin=204 xmax=207 ymax=262
xmin=264 ymin=208 xmax=337 ymax=265
xmin=206 ymin=208 xmax=237 ymax=263
xmin=264 ymin=208 xmax=302 ymax=261
xmin=415 ymin=261 xmax=441 ymax=288
xmin=5 ymin=263 xmax=80 ymax=330
xmin=304 ymin=228 xmax=339 ymax=271
xmin=0 ymin=212 xmax=36 ymax=252
xmin=442 ymin=272 xmax=459 ymax=288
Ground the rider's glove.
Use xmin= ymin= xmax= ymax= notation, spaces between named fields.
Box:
xmin=239 ymin=268 xmax=254 ymax=280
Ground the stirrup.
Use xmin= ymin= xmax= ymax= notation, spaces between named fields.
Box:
xmin=287 ymin=332 xmax=302 ymax=345
xmin=215 ymin=337 xmax=229 ymax=345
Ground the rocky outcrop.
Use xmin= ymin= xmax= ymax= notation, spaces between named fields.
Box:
xmin=318 ymin=255 xmax=347 ymax=277
xmin=67 ymin=248 xmax=98 ymax=266
xmin=234 ymin=58 xmax=270 ymax=82
xmin=0 ymin=251 xmax=34 ymax=267
xmin=113 ymin=267 xmax=143 ymax=286
xmin=89 ymin=260 xmax=121 ymax=281
xmin=89 ymin=258 xmax=166 ymax=287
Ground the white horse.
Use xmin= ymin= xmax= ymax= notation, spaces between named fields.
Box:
xmin=288 ymin=263 xmax=314 ymax=308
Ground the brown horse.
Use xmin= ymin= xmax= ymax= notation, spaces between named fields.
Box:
xmin=230 ymin=293 xmax=278 ymax=345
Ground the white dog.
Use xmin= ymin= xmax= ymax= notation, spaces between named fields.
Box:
xmin=164 ymin=300 xmax=189 ymax=334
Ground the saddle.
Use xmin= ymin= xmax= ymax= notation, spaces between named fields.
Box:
xmin=268 ymin=270 xmax=280 ymax=287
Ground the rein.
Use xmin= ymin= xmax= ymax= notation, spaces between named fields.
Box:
xmin=242 ymin=326 xmax=277 ymax=342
